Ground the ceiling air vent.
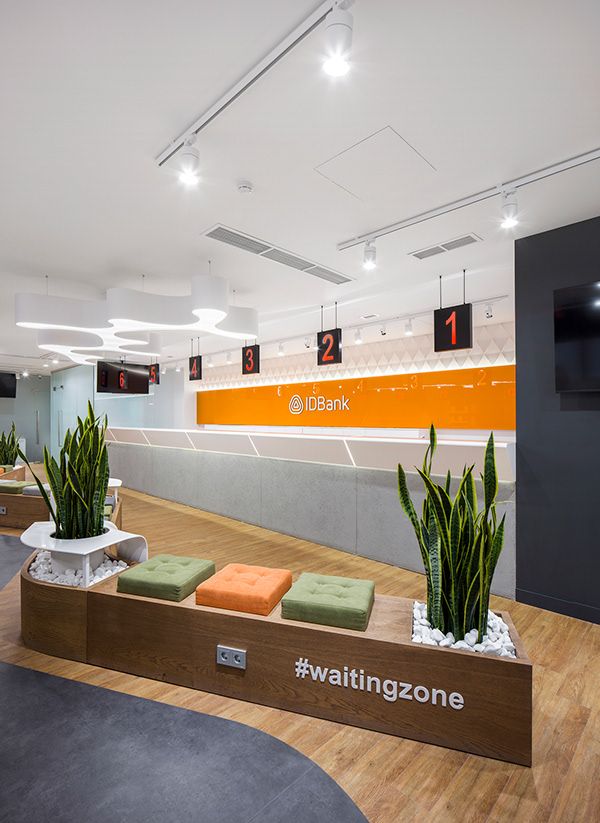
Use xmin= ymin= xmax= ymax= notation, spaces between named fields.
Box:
xmin=205 ymin=224 xmax=353 ymax=285
xmin=205 ymin=226 xmax=271 ymax=254
xmin=410 ymin=234 xmax=482 ymax=260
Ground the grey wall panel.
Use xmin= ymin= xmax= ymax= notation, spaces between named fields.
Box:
xmin=515 ymin=216 xmax=600 ymax=623
xmin=109 ymin=443 xmax=516 ymax=599
xmin=260 ymin=459 xmax=357 ymax=553
xmin=193 ymin=452 xmax=262 ymax=526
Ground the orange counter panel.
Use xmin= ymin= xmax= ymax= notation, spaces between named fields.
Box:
xmin=196 ymin=365 xmax=516 ymax=430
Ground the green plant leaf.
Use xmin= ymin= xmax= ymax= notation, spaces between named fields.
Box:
xmin=483 ymin=432 xmax=498 ymax=512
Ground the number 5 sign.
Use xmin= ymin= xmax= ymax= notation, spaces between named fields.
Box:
xmin=434 ymin=304 xmax=473 ymax=352
xmin=317 ymin=328 xmax=342 ymax=366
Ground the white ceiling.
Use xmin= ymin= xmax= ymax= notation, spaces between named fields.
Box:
xmin=0 ymin=0 xmax=599 ymax=372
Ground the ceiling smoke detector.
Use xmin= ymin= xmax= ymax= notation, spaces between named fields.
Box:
xmin=237 ymin=181 xmax=254 ymax=195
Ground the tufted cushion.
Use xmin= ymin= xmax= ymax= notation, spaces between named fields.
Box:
xmin=0 ymin=480 xmax=37 ymax=495
xmin=117 ymin=554 xmax=215 ymax=602
xmin=281 ymin=572 xmax=375 ymax=631
xmin=195 ymin=563 xmax=292 ymax=616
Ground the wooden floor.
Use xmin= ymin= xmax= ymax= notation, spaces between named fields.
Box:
xmin=1 ymin=488 xmax=599 ymax=823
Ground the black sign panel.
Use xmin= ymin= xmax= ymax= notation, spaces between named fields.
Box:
xmin=96 ymin=361 xmax=149 ymax=394
xmin=434 ymin=303 xmax=473 ymax=352
xmin=189 ymin=354 xmax=202 ymax=381
xmin=148 ymin=363 xmax=160 ymax=385
xmin=242 ymin=344 xmax=260 ymax=375
xmin=317 ymin=328 xmax=342 ymax=366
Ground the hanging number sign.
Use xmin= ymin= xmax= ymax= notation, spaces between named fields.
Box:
xmin=242 ymin=344 xmax=260 ymax=375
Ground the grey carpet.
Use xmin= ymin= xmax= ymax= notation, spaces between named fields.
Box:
xmin=0 ymin=662 xmax=367 ymax=823
xmin=0 ymin=534 xmax=32 ymax=589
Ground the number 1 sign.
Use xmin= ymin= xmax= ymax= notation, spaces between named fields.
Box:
xmin=434 ymin=304 xmax=473 ymax=352
xmin=317 ymin=328 xmax=342 ymax=366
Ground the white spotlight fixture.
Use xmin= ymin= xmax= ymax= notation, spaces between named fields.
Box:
xmin=380 ymin=324 xmax=387 ymax=337
xmin=485 ymin=303 xmax=494 ymax=319
xmin=304 ymin=336 xmax=311 ymax=349
xmin=178 ymin=134 xmax=200 ymax=187
xmin=175 ymin=365 xmax=182 ymax=373
xmin=354 ymin=327 xmax=363 ymax=345
xmin=500 ymin=190 xmax=519 ymax=229
xmin=278 ymin=342 xmax=284 ymax=357
xmin=226 ymin=351 xmax=232 ymax=365
xmin=362 ymin=240 xmax=377 ymax=271
xmin=43 ymin=363 xmax=49 ymax=368
xmin=52 ymin=358 xmax=59 ymax=364
xmin=323 ymin=0 xmax=354 ymax=77
xmin=161 ymin=367 xmax=167 ymax=375
xmin=22 ymin=370 xmax=29 ymax=378
xmin=404 ymin=319 xmax=413 ymax=337
xmin=208 ymin=355 xmax=214 ymax=368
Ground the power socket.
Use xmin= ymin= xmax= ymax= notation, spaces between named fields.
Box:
xmin=216 ymin=644 xmax=247 ymax=670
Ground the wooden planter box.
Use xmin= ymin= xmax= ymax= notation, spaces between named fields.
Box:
xmin=20 ymin=560 xmax=532 ymax=766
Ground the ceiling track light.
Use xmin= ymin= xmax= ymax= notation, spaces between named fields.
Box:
xmin=207 ymin=355 xmax=214 ymax=368
xmin=404 ymin=319 xmax=413 ymax=337
xmin=485 ymin=303 xmax=494 ymax=319
xmin=500 ymin=190 xmax=518 ymax=229
xmin=354 ymin=327 xmax=363 ymax=345
xmin=278 ymin=342 xmax=285 ymax=356
xmin=178 ymin=134 xmax=200 ymax=186
xmin=363 ymin=240 xmax=377 ymax=271
xmin=226 ymin=351 xmax=232 ymax=365
xmin=380 ymin=325 xmax=387 ymax=337
xmin=323 ymin=0 xmax=355 ymax=77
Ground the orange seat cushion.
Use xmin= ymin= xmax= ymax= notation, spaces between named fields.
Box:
xmin=195 ymin=563 xmax=293 ymax=616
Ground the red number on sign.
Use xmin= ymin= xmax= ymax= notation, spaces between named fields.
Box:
xmin=119 ymin=371 xmax=126 ymax=389
xmin=191 ymin=360 xmax=197 ymax=378
xmin=445 ymin=310 xmax=457 ymax=346
xmin=322 ymin=333 xmax=335 ymax=362
xmin=245 ymin=348 xmax=254 ymax=372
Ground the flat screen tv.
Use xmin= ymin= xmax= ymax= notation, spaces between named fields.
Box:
xmin=554 ymin=281 xmax=600 ymax=392
xmin=96 ymin=362 xmax=149 ymax=395
xmin=0 ymin=372 xmax=17 ymax=398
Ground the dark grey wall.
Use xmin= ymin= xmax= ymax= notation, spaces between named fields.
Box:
xmin=515 ymin=215 xmax=600 ymax=623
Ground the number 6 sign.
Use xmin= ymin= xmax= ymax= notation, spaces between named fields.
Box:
xmin=317 ymin=328 xmax=342 ymax=366
xmin=434 ymin=304 xmax=473 ymax=352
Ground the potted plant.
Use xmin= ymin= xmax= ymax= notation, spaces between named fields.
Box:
xmin=0 ymin=422 xmax=19 ymax=469
xmin=398 ymin=424 xmax=508 ymax=651
xmin=18 ymin=402 xmax=147 ymax=588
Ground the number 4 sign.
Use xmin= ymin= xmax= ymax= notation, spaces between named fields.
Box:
xmin=434 ymin=304 xmax=473 ymax=352
xmin=317 ymin=328 xmax=342 ymax=366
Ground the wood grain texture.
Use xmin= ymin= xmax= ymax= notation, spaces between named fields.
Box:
xmin=1 ymin=488 xmax=599 ymax=821
xmin=83 ymin=582 xmax=531 ymax=764
xmin=1 ymin=466 xmax=26 ymax=481
xmin=0 ymin=493 xmax=51 ymax=529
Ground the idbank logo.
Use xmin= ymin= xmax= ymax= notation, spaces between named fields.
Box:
xmin=288 ymin=393 xmax=350 ymax=415
xmin=289 ymin=395 xmax=304 ymax=414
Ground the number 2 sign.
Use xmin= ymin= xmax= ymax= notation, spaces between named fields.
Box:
xmin=317 ymin=328 xmax=342 ymax=366
xmin=434 ymin=304 xmax=473 ymax=352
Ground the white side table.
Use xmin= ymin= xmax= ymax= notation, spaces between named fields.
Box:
xmin=20 ymin=520 xmax=148 ymax=587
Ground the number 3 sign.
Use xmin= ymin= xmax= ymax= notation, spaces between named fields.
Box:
xmin=434 ymin=304 xmax=473 ymax=352
xmin=242 ymin=344 xmax=260 ymax=375
xmin=317 ymin=328 xmax=342 ymax=366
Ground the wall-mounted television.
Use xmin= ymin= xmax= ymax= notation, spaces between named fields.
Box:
xmin=96 ymin=362 xmax=149 ymax=395
xmin=0 ymin=372 xmax=17 ymax=398
xmin=554 ymin=281 xmax=600 ymax=392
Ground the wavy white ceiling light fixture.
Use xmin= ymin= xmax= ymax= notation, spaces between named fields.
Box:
xmin=15 ymin=275 xmax=258 ymax=364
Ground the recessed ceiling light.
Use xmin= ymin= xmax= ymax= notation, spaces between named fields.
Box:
xmin=43 ymin=363 xmax=49 ymax=368
xmin=361 ymin=313 xmax=379 ymax=320
xmin=501 ymin=190 xmax=519 ymax=229
xmin=363 ymin=240 xmax=377 ymax=271
xmin=52 ymin=358 xmax=59 ymax=364
xmin=323 ymin=2 xmax=354 ymax=77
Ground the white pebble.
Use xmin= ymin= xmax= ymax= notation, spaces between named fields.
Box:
xmin=411 ymin=601 xmax=516 ymax=658
xmin=431 ymin=628 xmax=445 ymax=643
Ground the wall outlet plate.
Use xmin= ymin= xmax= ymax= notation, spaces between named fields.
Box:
xmin=216 ymin=644 xmax=247 ymax=670
xmin=0 ymin=506 xmax=6 ymax=515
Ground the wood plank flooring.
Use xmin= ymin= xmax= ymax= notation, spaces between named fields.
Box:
xmin=1 ymin=487 xmax=599 ymax=823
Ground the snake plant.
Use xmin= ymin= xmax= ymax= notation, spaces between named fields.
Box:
xmin=18 ymin=402 xmax=109 ymax=540
xmin=0 ymin=423 xmax=19 ymax=466
xmin=398 ymin=424 xmax=505 ymax=642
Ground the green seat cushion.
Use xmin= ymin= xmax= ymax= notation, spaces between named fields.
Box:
xmin=117 ymin=554 xmax=215 ymax=602
xmin=0 ymin=480 xmax=37 ymax=495
xmin=104 ymin=504 xmax=113 ymax=517
xmin=281 ymin=572 xmax=375 ymax=631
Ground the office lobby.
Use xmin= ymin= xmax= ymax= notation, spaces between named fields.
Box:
xmin=0 ymin=2 xmax=599 ymax=822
